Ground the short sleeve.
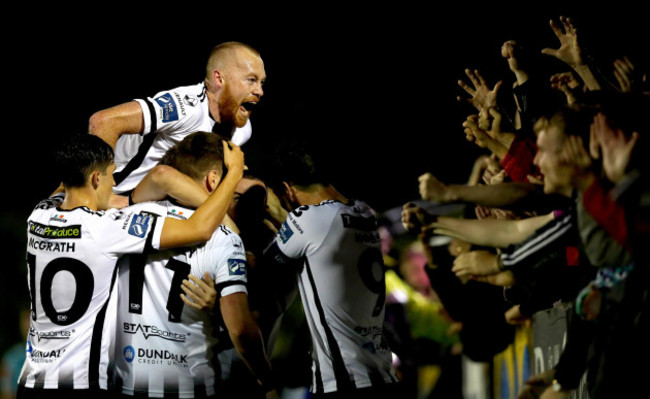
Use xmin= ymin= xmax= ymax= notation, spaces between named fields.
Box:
xmin=136 ymin=89 xmax=200 ymax=137
xmin=213 ymin=232 xmax=249 ymax=298
xmin=274 ymin=207 xmax=332 ymax=260
xmin=92 ymin=202 xmax=167 ymax=257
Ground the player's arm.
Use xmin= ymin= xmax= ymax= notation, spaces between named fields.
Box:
xmin=89 ymin=101 xmax=144 ymax=149
xmin=132 ymin=164 xmax=240 ymax=233
xmin=132 ymin=165 xmax=208 ymax=208
xmin=430 ymin=212 xmax=555 ymax=248
xmin=158 ymin=141 xmax=244 ymax=249
xmin=220 ymin=292 xmax=276 ymax=392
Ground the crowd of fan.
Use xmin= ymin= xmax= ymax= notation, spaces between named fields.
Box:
xmin=390 ymin=15 xmax=650 ymax=399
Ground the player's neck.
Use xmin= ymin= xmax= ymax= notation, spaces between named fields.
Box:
xmin=296 ymin=184 xmax=347 ymax=206
xmin=206 ymin=89 xmax=222 ymax=124
xmin=60 ymin=187 xmax=99 ymax=211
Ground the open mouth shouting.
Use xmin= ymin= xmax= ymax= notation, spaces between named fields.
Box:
xmin=240 ymin=100 xmax=258 ymax=117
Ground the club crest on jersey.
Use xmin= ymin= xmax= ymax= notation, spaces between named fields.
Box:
xmin=124 ymin=346 xmax=135 ymax=363
xmin=228 ymin=259 xmax=246 ymax=276
xmin=128 ymin=213 xmax=153 ymax=238
xmin=278 ymin=221 xmax=294 ymax=243
xmin=154 ymin=93 xmax=179 ymax=123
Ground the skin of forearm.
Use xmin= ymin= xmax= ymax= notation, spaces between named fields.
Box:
xmin=132 ymin=165 xmax=208 ymax=207
xmin=433 ymin=213 xmax=553 ymax=248
xmin=572 ymin=64 xmax=602 ymax=91
xmin=446 ymin=182 xmax=538 ymax=208
xmin=230 ymin=328 xmax=274 ymax=388
xmin=159 ymin=166 xmax=242 ymax=249
xmin=484 ymin=136 xmax=509 ymax=160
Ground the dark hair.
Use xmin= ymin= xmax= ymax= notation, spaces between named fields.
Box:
xmin=160 ymin=132 xmax=226 ymax=181
xmin=268 ymin=138 xmax=332 ymax=190
xmin=55 ymin=134 xmax=114 ymax=188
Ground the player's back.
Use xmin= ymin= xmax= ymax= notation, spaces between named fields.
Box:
xmin=113 ymin=200 xmax=248 ymax=398
xmin=20 ymin=194 xmax=164 ymax=391
xmin=275 ymin=199 xmax=397 ymax=393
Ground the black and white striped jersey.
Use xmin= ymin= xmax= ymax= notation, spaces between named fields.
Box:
xmin=267 ymin=199 xmax=397 ymax=394
xmin=112 ymin=200 xmax=248 ymax=398
xmin=19 ymin=194 xmax=166 ymax=391
xmin=112 ymin=82 xmax=252 ymax=194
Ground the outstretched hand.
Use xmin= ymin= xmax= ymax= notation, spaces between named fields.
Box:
xmin=613 ymin=56 xmax=639 ymax=93
xmin=457 ymin=69 xmax=503 ymax=113
xmin=559 ymin=135 xmax=596 ymax=191
xmin=541 ymin=16 xmax=584 ymax=67
xmin=591 ymin=112 xmax=640 ymax=183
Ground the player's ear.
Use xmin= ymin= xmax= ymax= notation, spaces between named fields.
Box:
xmin=90 ymin=170 xmax=101 ymax=190
xmin=206 ymin=170 xmax=220 ymax=193
xmin=282 ymin=182 xmax=296 ymax=202
xmin=212 ymin=69 xmax=225 ymax=89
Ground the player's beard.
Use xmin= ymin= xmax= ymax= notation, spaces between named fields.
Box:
xmin=220 ymin=83 xmax=248 ymax=129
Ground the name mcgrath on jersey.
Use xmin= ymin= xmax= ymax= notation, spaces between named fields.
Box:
xmin=268 ymin=199 xmax=397 ymax=394
xmin=112 ymin=199 xmax=248 ymax=398
xmin=19 ymin=193 xmax=166 ymax=391
xmin=112 ymin=82 xmax=252 ymax=194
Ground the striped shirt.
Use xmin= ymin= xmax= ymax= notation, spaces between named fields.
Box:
xmin=266 ymin=199 xmax=398 ymax=394
xmin=112 ymin=200 xmax=248 ymax=398
xmin=19 ymin=194 xmax=166 ymax=391
xmin=112 ymin=82 xmax=252 ymax=194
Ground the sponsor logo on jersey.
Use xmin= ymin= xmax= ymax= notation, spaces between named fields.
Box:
xmin=29 ymin=327 xmax=72 ymax=342
xmin=50 ymin=214 xmax=67 ymax=223
xmin=230 ymin=235 xmax=243 ymax=248
xmin=168 ymin=209 xmax=187 ymax=220
xmin=278 ymin=221 xmax=294 ymax=243
xmin=123 ymin=323 xmax=186 ymax=342
xmin=122 ymin=346 xmax=188 ymax=366
xmin=29 ymin=221 xmax=81 ymax=239
xmin=154 ymin=93 xmax=179 ymax=123
xmin=127 ymin=348 xmax=189 ymax=366
xmin=26 ymin=342 xmax=66 ymax=362
xmin=124 ymin=346 xmax=135 ymax=363
xmin=183 ymin=94 xmax=198 ymax=107
xmin=110 ymin=210 xmax=127 ymax=221
xmin=228 ymin=259 xmax=246 ymax=276
xmin=128 ymin=213 xmax=153 ymax=238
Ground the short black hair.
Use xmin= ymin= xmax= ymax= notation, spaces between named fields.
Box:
xmin=269 ymin=138 xmax=332 ymax=189
xmin=55 ymin=134 xmax=114 ymax=188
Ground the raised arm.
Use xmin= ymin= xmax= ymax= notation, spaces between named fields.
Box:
xmin=418 ymin=172 xmax=541 ymax=209
xmin=89 ymin=101 xmax=144 ymax=149
xmin=541 ymin=16 xmax=602 ymax=91
xmin=132 ymin=164 xmax=209 ymax=208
